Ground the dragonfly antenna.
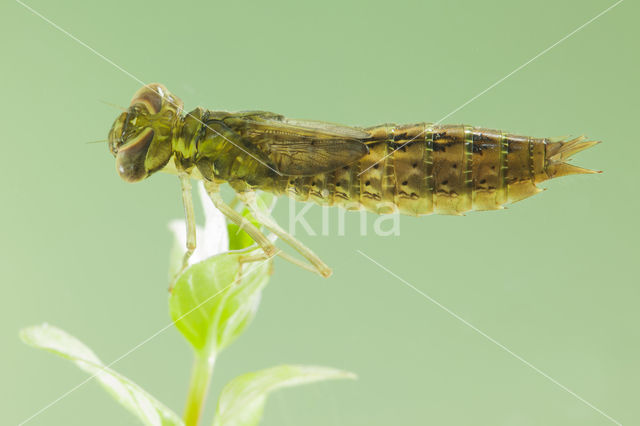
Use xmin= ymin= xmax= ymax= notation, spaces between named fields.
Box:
xmin=99 ymin=99 xmax=126 ymax=111
xmin=86 ymin=139 xmax=108 ymax=144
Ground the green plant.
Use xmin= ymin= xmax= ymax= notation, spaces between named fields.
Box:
xmin=20 ymin=183 xmax=355 ymax=426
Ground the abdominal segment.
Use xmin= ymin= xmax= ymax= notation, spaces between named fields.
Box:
xmin=281 ymin=124 xmax=598 ymax=216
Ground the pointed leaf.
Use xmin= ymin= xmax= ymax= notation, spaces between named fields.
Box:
xmin=20 ymin=324 xmax=183 ymax=426
xmin=169 ymin=252 xmax=271 ymax=355
xmin=213 ymin=365 xmax=356 ymax=426
xmin=227 ymin=220 xmax=258 ymax=251
xmin=227 ymin=191 xmax=276 ymax=251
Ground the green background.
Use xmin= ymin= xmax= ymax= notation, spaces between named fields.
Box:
xmin=2 ymin=0 xmax=638 ymax=424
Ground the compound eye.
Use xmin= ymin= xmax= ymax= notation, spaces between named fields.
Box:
xmin=115 ymin=127 xmax=155 ymax=182
xmin=108 ymin=112 xmax=128 ymax=156
xmin=130 ymin=84 xmax=166 ymax=114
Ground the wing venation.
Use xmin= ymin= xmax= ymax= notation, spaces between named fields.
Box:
xmin=223 ymin=113 xmax=370 ymax=176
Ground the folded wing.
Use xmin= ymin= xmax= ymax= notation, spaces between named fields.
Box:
xmin=222 ymin=112 xmax=370 ymax=176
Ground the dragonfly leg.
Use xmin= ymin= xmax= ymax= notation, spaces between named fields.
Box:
xmin=238 ymin=191 xmax=332 ymax=278
xmin=239 ymin=249 xmax=318 ymax=275
xmin=203 ymin=181 xmax=278 ymax=258
xmin=237 ymin=251 xmax=272 ymax=281
xmin=169 ymin=172 xmax=197 ymax=292
xmin=237 ymin=249 xmax=323 ymax=281
xmin=179 ymin=173 xmax=197 ymax=268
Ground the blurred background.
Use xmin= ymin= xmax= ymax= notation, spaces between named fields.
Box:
xmin=1 ymin=0 xmax=638 ymax=424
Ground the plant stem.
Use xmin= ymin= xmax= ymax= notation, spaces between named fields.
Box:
xmin=184 ymin=351 xmax=216 ymax=426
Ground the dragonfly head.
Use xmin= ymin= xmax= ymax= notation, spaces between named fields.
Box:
xmin=108 ymin=83 xmax=183 ymax=182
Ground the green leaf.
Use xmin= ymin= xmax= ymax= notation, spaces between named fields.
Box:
xmin=227 ymin=191 xmax=275 ymax=251
xmin=20 ymin=324 xmax=183 ymax=426
xmin=169 ymin=252 xmax=271 ymax=355
xmin=213 ymin=365 xmax=356 ymax=426
xmin=227 ymin=222 xmax=257 ymax=251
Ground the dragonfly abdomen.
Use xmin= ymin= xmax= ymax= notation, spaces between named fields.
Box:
xmin=281 ymin=124 xmax=598 ymax=216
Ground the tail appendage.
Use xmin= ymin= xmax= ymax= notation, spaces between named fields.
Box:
xmin=545 ymin=136 xmax=601 ymax=179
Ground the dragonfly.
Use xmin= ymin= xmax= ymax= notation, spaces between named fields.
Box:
xmin=108 ymin=83 xmax=600 ymax=279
